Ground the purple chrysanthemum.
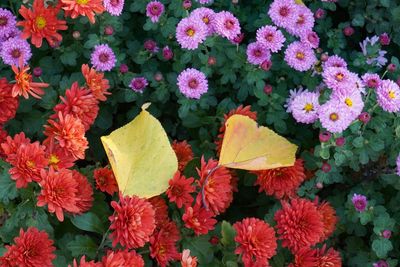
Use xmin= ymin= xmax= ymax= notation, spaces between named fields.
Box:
xmin=290 ymin=90 xmax=320 ymax=124
xmin=130 ymin=77 xmax=148 ymax=93
xmin=0 ymin=8 xmax=17 ymax=40
xmin=376 ymin=79 xmax=400 ymax=112
xmin=0 ymin=37 xmax=32 ymax=66
xmin=318 ymin=99 xmax=353 ymax=133
xmin=332 ymin=90 xmax=364 ymax=119
xmin=284 ymin=41 xmax=317 ymax=72
xmin=268 ymin=0 xmax=297 ymax=29
xmin=300 ymin=30 xmax=320 ymax=49
xmin=286 ymin=5 xmax=314 ymax=37
xmin=190 ymin=7 xmax=216 ymax=36
xmin=285 ymin=88 xmax=305 ymax=112
xmin=196 ymin=0 xmax=213 ymax=4
xmin=213 ymin=11 xmax=241 ymax=40
xmin=256 ymin=25 xmax=285 ymax=53
xmin=90 ymin=44 xmax=116 ymax=72
xmin=322 ymin=67 xmax=359 ymax=93
xmin=352 ymin=193 xmax=368 ymax=212
xmin=396 ymin=153 xmax=400 ymax=176
xmin=323 ymin=55 xmax=348 ymax=69
xmin=246 ymin=42 xmax=271 ymax=65
xmin=103 ymin=0 xmax=125 ymax=16
xmin=176 ymin=17 xmax=207 ymax=50
xmin=177 ymin=68 xmax=208 ymax=99
xmin=146 ymin=1 xmax=164 ymax=23
xmin=361 ymin=73 xmax=381 ymax=88
xmin=144 ymin=39 xmax=159 ymax=53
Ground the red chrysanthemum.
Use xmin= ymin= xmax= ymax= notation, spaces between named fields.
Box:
xmin=45 ymin=140 xmax=76 ymax=170
xmin=182 ymin=203 xmax=217 ymax=235
xmin=150 ymin=221 xmax=181 ymax=267
xmin=181 ymin=249 xmax=198 ymax=267
xmin=0 ymin=78 xmax=19 ymax=124
xmin=71 ymin=170 xmax=93 ymax=214
xmin=289 ymin=246 xmax=342 ymax=267
xmin=93 ymin=167 xmax=118 ymax=195
xmin=69 ymin=256 xmax=102 ymax=267
xmin=316 ymin=246 xmax=342 ymax=267
xmin=44 ymin=112 xmax=88 ymax=160
xmin=82 ymin=64 xmax=110 ymax=101
xmin=253 ymin=159 xmax=306 ymax=199
xmin=11 ymin=63 xmax=48 ymax=99
xmin=61 ymin=0 xmax=104 ymax=24
xmin=18 ymin=0 xmax=68 ymax=48
xmin=102 ymin=250 xmax=145 ymax=267
xmin=316 ymin=200 xmax=338 ymax=242
xmin=196 ymin=157 xmax=233 ymax=215
xmin=1 ymin=132 xmax=31 ymax=159
xmin=148 ymin=196 xmax=169 ymax=227
xmin=233 ymin=217 xmax=277 ymax=267
xmin=37 ymin=168 xmax=80 ymax=221
xmin=167 ymin=171 xmax=195 ymax=208
xmin=288 ymin=247 xmax=318 ymax=267
xmin=172 ymin=140 xmax=194 ymax=172
xmin=215 ymin=105 xmax=258 ymax=155
xmin=2 ymin=227 xmax=56 ymax=267
xmin=0 ymin=128 xmax=8 ymax=158
xmin=274 ymin=198 xmax=324 ymax=253
xmin=6 ymin=141 xmax=48 ymax=188
xmin=109 ymin=194 xmax=156 ymax=249
xmin=52 ymin=82 xmax=99 ymax=130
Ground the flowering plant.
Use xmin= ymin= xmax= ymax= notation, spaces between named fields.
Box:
xmin=0 ymin=0 xmax=399 ymax=266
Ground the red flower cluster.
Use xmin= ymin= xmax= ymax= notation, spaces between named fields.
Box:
xmin=0 ymin=78 xmax=19 ymax=125
xmin=93 ymin=167 xmax=119 ymax=195
xmin=102 ymin=250 xmax=144 ymax=267
xmin=182 ymin=203 xmax=217 ymax=235
xmin=150 ymin=221 xmax=181 ymax=266
xmin=148 ymin=196 xmax=169 ymax=227
xmin=167 ymin=171 xmax=195 ymax=208
xmin=81 ymin=64 xmax=110 ymax=101
xmin=172 ymin=140 xmax=194 ymax=172
xmin=288 ymin=245 xmax=342 ymax=267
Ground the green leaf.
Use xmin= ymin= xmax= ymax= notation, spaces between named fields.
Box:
xmin=352 ymin=137 xmax=364 ymax=148
xmin=70 ymin=212 xmax=105 ymax=234
xmin=372 ymin=238 xmax=393 ymax=258
xmin=352 ymin=14 xmax=365 ymax=27
xmin=0 ymin=164 xmax=18 ymax=204
xmin=67 ymin=235 xmax=98 ymax=259
xmin=221 ymin=221 xmax=236 ymax=247
xmin=60 ymin=50 xmax=78 ymax=66
xmin=182 ymin=235 xmax=213 ymax=264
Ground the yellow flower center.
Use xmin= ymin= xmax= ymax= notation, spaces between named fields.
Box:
xmin=345 ymin=98 xmax=353 ymax=107
xmin=388 ymin=90 xmax=396 ymax=99
xmin=202 ymin=17 xmax=209 ymax=24
xmin=26 ymin=160 xmax=35 ymax=168
xmin=76 ymin=0 xmax=89 ymax=4
xmin=186 ymin=28 xmax=195 ymax=37
xmin=335 ymin=73 xmax=344 ymax=81
xmin=303 ymin=103 xmax=313 ymax=112
xmin=35 ymin=16 xmax=46 ymax=30
xmin=49 ymin=154 xmax=60 ymax=165
xmin=296 ymin=52 xmax=305 ymax=60
xmin=329 ymin=113 xmax=339 ymax=121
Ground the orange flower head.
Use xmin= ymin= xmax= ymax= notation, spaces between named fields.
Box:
xmin=0 ymin=78 xmax=19 ymax=124
xmin=52 ymin=81 xmax=99 ymax=130
xmin=61 ymin=0 xmax=105 ymax=24
xmin=172 ymin=140 xmax=194 ymax=172
xmin=253 ymin=159 xmax=306 ymax=199
xmin=11 ymin=63 xmax=48 ymax=99
xmin=18 ymin=0 xmax=68 ymax=48
xmin=45 ymin=139 xmax=76 ymax=170
xmin=109 ymin=194 xmax=156 ymax=249
xmin=150 ymin=221 xmax=181 ymax=267
xmin=82 ymin=64 xmax=110 ymax=101
xmin=44 ymin=112 xmax=88 ymax=160
xmin=1 ymin=132 xmax=31 ymax=160
xmin=102 ymin=249 xmax=145 ymax=267
xmin=316 ymin=246 xmax=342 ymax=267
xmin=148 ymin=196 xmax=170 ymax=227
xmin=167 ymin=171 xmax=195 ymax=209
xmin=93 ymin=167 xmax=118 ymax=195
xmin=288 ymin=247 xmax=318 ymax=267
xmin=182 ymin=202 xmax=217 ymax=235
xmin=181 ymin=249 xmax=198 ymax=267
xmin=316 ymin=200 xmax=338 ymax=242
xmin=289 ymin=246 xmax=342 ymax=267
xmin=69 ymin=256 xmax=102 ymax=267
xmin=71 ymin=170 xmax=93 ymax=214
xmin=233 ymin=217 xmax=277 ymax=267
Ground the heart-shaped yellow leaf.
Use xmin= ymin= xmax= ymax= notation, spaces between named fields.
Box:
xmin=219 ymin=115 xmax=297 ymax=170
xmin=101 ymin=104 xmax=178 ymax=198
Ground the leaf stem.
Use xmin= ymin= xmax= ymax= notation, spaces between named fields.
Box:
xmin=201 ymin=164 xmax=221 ymax=210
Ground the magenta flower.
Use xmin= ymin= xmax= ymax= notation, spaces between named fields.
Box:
xmin=213 ymin=11 xmax=241 ymax=40
xmin=256 ymin=25 xmax=285 ymax=53
xmin=90 ymin=44 xmax=116 ymax=72
xmin=162 ymin=46 xmax=173 ymax=60
xmin=300 ymin=31 xmax=320 ymax=49
xmin=190 ymin=7 xmax=216 ymax=36
xmin=246 ymin=42 xmax=271 ymax=66
xmin=352 ymin=193 xmax=368 ymax=212
xmin=286 ymin=5 xmax=315 ymax=37
xmin=361 ymin=73 xmax=381 ymax=88
xmin=144 ymin=39 xmax=159 ymax=53
xmin=268 ymin=0 xmax=297 ymax=29
xmin=146 ymin=1 xmax=164 ymax=23
xmin=130 ymin=77 xmax=148 ymax=93
xmin=0 ymin=37 xmax=32 ymax=66
xmin=323 ymin=55 xmax=348 ymax=69
xmin=376 ymin=79 xmax=400 ymax=112
xmin=177 ymin=68 xmax=208 ymax=99
xmin=290 ymin=90 xmax=320 ymax=124
xmin=176 ymin=17 xmax=207 ymax=50
xmin=103 ymin=0 xmax=125 ymax=16
xmin=284 ymin=41 xmax=317 ymax=72
xmin=318 ymin=99 xmax=353 ymax=133
xmin=0 ymin=8 xmax=17 ymax=40
xmin=322 ymin=67 xmax=360 ymax=93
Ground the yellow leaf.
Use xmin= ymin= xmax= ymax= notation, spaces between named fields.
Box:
xmin=295 ymin=0 xmax=305 ymax=5
xmin=100 ymin=104 xmax=178 ymax=198
xmin=219 ymin=115 xmax=297 ymax=170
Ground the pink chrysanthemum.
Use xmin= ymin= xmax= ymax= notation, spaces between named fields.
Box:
xmin=256 ymin=25 xmax=285 ymax=53
xmin=318 ymin=99 xmax=353 ymax=133
xmin=376 ymin=79 xmax=400 ymax=112
xmin=268 ymin=0 xmax=297 ymax=29
xmin=130 ymin=77 xmax=148 ymax=93
xmin=289 ymin=90 xmax=320 ymax=124
xmin=90 ymin=44 xmax=116 ymax=72
xmin=246 ymin=41 xmax=271 ymax=65
xmin=284 ymin=41 xmax=317 ymax=72
xmin=177 ymin=68 xmax=208 ymax=99
xmin=300 ymin=30 xmax=320 ymax=49
xmin=103 ymin=0 xmax=125 ymax=16
xmin=190 ymin=7 xmax=215 ymax=36
xmin=361 ymin=73 xmax=381 ymax=88
xmin=287 ymin=5 xmax=314 ymax=37
xmin=146 ymin=1 xmax=164 ymax=23
xmin=332 ymin=90 xmax=364 ymax=119
xmin=322 ymin=67 xmax=357 ymax=93
xmin=176 ymin=17 xmax=207 ymax=50
xmin=323 ymin=55 xmax=348 ymax=69
xmin=0 ymin=8 xmax=17 ymax=40
xmin=213 ymin=11 xmax=241 ymax=40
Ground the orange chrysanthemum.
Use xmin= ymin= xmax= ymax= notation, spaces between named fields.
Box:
xmin=289 ymin=246 xmax=342 ymax=267
xmin=0 ymin=78 xmax=19 ymax=124
xmin=93 ymin=167 xmax=118 ymax=195
xmin=196 ymin=156 xmax=233 ymax=215
xmin=150 ymin=221 xmax=181 ymax=267
xmin=233 ymin=217 xmax=277 ymax=267
xmin=274 ymin=198 xmax=325 ymax=253
xmin=82 ymin=64 xmax=110 ymax=101
xmin=6 ymin=141 xmax=48 ymax=188
xmin=69 ymin=256 xmax=102 ymax=267
xmin=102 ymin=250 xmax=145 ymax=267
xmin=52 ymin=82 xmax=99 ymax=130
xmin=182 ymin=202 xmax=217 ymax=235
xmin=18 ymin=0 xmax=68 ymax=48
xmin=37 ymin=168 xmax=80 ymax=221
xmin=44 ymin=112 xmax=88 ymax=160
xmin=215 ymin=105 xmax=258 ymax=155
xmin=61 ymin=0 xmax=104 ymax=24
xmin=1 ymin=132 xmax=31 ymax=160
xmin=148 ymin=196 xmax=170 ymax=227
xmin=253 ymin=159 xmax=306 ymax=199
xmin=71 ymin=170 xmax=93 ymax=214
xmin=181 ymin=249 xmax=198 ymax=267
xmin=1 ymin=227 xmax=56 ymax=267
xmin=167 ymin=171 xmax=195 ymax=209
xmin=109 ymin=194 xmax=156 ymax=249
xmin=45 ymin=140 xmax=76 ymax=170
xmin=316 ymin=246 xmax=342 ymax=267
xmin=11 ymin=63 xmax=48 ymax=99
xmin=172 ymin=140 xmax=194 ymax=172
xmin=316 ymin=200 xmax=338 ymax=242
